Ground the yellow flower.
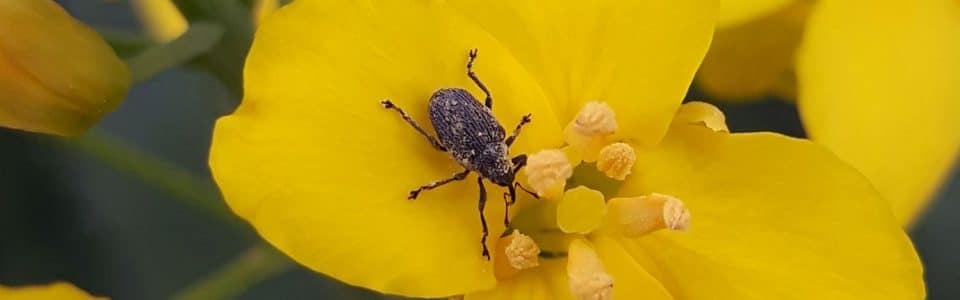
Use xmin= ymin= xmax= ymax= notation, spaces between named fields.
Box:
xmin=0 ymin=282 xmax=104 ymax=300
xmin=210 ymin=0 xmax=923 ymax=298
xmin=697 ymin=0 xmax=960 ymax=225
xmin=0 ymin=0 xmax=130 ymax=136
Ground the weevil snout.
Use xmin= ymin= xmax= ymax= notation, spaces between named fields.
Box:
xmin=474 ymin=145 xmax=515 ymax=187
xmin=488 ymin=163 xmax=515 ymax=187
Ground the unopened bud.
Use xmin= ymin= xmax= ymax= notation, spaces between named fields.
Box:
xmin=131 ymin=0 xmax=188 ymax=42
xmin=0 ymin=1 xmax=130 ymax=136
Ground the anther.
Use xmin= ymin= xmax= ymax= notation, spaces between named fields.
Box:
xmin=595 ymin=142 xmax=636 ymax=180
xmin=567 ymin=239 xmax=613 ymax=300
xmin=494 ymin=230 xmax=541 ymax=279
xmin=607 ymin=193 xmax=691 ymax=237
xmin=564 ymin=102 xmax=617 ymax=162
xmin=673 ymin=101 xmax=729 ymax=132
xmin=525 ymin=149 xmax=574 ymax=200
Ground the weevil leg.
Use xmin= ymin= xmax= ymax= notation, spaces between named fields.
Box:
xmin=510 ymin=154 xmax=540 ymax=199
xmin=504 ymin=113 xmax=532 ymax=146
xmin=503 ymin=184 xmax=517 ymax=226
xmin=467 ymin=49 xmax=493 ymax=109
xmin=407 ymin=169 xmax=470 ymax=200
xmin=381 ymin=99 xmax=447 ymax=152
xmin=515 ymin=182 xmax=540 ymax=199
xmin=511 ymin=154 xmax=527 ymax=175
xmin=477 ymin=176 xmax=491 ymax=260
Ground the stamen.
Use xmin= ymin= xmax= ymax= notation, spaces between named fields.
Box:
xmin=494 ymin=230 xmax=541 ymax=279
xmin=673 ymin=101 xmax=729 ymax=132
xmin=595 ymin=143 xmax=636 ymax=180
xmin=564 ymin=102 xmax=617 ymax=162
xmin=525 ymin=149 xmax=574 ymax=200
xmin=607 ymin=193 xmax=691 ymax=237
xmin=567 ymin=239 xmax=613 ymax=300
xmin=556 ymin=186 xmax=607 ymax=234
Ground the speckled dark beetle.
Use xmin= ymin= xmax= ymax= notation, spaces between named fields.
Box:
xmin=381 ymin=49 xmax=538 ymax=259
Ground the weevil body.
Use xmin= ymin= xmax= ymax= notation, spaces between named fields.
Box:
xmin=380 ymin=49 xmax=537 ymax=259
xmin=428 ymin=88 xmax=513 ymax=186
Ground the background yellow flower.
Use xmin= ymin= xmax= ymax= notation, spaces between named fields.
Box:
xmin=697 ymin=0 xmax=960 ymax=225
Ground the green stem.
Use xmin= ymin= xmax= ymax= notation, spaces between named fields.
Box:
xmin=172 ymin=0 xmax=254 ymax=96
xmin=96 ymin=27 xmax=157 ymax=58
xmin=125 ymin=22 xmax=225 ymax=83
xmin=63 ymin=129 xmax=242 ymax=228
xmin=172 ymin=244 xmax=295 ymax=300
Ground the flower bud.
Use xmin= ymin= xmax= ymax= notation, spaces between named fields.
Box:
xmin=131 ymin=0 xmax=188 ymax=42
xmin=0 ymin=1 xmax=130 ymax=136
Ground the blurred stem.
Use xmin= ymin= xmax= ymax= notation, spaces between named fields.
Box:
xmin=172 ymin=0 xmax=254 ymax=97
xmin=96 ymin=27 xmax=156 ymax=58
xmin=64 ymin=129 xmax=242 ymax=228
xmin=172 ymin=244 xmax=294 ymax=300
xmin=126 ymin=22 xmax=225 ymax=83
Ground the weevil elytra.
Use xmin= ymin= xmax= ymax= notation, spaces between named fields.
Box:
xmin=381 ymin=49 xmax=538 ymax=259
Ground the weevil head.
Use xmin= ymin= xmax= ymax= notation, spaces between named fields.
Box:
xmin=475 ymin=144 xmax=514 ymax=187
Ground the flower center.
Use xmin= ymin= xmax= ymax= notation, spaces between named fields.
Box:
xmin=492 ymin=101 xmax=716 ymax=300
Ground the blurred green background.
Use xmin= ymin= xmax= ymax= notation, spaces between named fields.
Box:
xmin=0 ymin=1 xmax=956 ymax=299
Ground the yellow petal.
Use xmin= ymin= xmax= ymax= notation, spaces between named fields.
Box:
xmin=590 ymin=237 xmax=673 ymax=300
xmin=211 ymin=1 xmax=566 ymax=297
xmin=466 ymin=260 xmax=571 ymax=300
xmin=619 ymin=125 xmax=924 ymax=299
xmin=697 ymin=0 xmax=812 ymax=101
xmin=0 ymin=282 xmax=103 ymax=300
xmin=716 ymin=0 xmax=794 ymax=28
xmin=0 ymin=0 xmax=130 ymax=136
xmin=468 ymin=238 xmax=674 ymax=300
xmin=796 ymin=0 xmax=960 ymax=225
xmin=447 ymin=0 xmax=718 ymax=146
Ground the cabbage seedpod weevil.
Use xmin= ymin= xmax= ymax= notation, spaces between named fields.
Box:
xmin=380 ymin=49 xmax=538 ymax=259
